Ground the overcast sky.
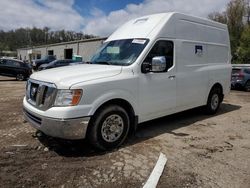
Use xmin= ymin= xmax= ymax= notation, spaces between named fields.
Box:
xmin=0 ymin=0 xmax=231 ymax=36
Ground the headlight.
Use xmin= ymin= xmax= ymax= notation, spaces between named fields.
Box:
xmin=54 ymin=89 xmax=82 ymax=106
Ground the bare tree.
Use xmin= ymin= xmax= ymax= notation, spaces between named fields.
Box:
xmin=208 ymin=12 xmax=227 ymax=24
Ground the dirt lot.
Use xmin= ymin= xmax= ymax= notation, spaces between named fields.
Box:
xmin=0 ymin=75 xmax=250 ymax=188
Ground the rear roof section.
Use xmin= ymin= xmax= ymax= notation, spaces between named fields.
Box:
xmin=170 ymin=13 xmax=229 ymax=45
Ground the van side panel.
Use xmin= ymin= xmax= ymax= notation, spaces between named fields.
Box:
xmin=176 ymin=19 xmax=228 ymax=45
xmin=174 ymin=17 xmax=231 ymax=109
xmin=176 ymin=40 xmax=209 ymax=108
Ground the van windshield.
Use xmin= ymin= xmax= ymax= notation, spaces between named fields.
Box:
xmin=91 ymin=39 xmax=149 ymax=66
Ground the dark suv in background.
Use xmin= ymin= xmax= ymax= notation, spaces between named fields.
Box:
xmin=231 ymin=65 xmax=250 ymax=91
xmin=38 ymin=59 xmax=84 ymax=71
xmin=32 ymin=55 xmax=56 ymax=70
xmin=0 ymin=58 xmax=32 ymax=80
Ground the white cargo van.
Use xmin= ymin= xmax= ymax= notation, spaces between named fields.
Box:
xmin=23 ymin=12 xmax=231 ymax=150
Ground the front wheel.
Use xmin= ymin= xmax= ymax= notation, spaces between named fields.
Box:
xmin=205 ymin=87 xmax=222 ymax=115
xmin=88 ymin=105 xmax=130 ymax=150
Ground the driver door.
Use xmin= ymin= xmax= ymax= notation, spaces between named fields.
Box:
xmin=139 ymin=40 xmax=176 ymax=122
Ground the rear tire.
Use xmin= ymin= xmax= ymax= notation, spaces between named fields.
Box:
xmin=205 ymin=87 xmax=222 ymax=115
xmin=244 ymin=80 xmax=250 ymax=92
xmin=88 ymin=105 xmax=130 ymax=150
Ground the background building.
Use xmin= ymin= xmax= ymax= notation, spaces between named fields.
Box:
xmin=17 ymin=37 xmax=107 ymax=62
xmin=0 ymin=50 xmax=17 ymax=58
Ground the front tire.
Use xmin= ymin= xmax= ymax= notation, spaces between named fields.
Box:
xmin=88 ymin=105 xmax=130 ymax=150
xmin=205 ymin=87 xmax=222 ymax=115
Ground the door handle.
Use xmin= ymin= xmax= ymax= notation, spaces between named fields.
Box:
xmin=168 ymin=75 xmax=176 ymax=79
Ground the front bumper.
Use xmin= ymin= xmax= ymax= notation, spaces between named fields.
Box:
xmin=23 ymin=108 xmax=90 ymax=140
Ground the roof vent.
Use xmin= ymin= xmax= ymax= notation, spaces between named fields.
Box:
xmin=134 ymin=18 xmax=148 ymax=24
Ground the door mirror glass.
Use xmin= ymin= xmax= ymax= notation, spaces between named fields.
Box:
xmin=151 ymin=56 xmax=166 ymax=72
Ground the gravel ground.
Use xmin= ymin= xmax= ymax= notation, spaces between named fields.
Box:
xmin=0 ymin=75 xmax=249 ymax=188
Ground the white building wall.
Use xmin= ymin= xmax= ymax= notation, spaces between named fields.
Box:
xmin=17 ymin=49 xmax=27 ymax=60
xmin=47 ymin=43 xmax=79 ymax=60
xmin=36 ymin=47 xmax=47 ymax=57
xmin=79 ymin=40 xmax=104 ymax=61
xmin=17 ymin=38 xmax=106 ymax=62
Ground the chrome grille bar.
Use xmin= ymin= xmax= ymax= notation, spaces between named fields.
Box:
xmin=26 ymin=79 xmax=57 ymax=110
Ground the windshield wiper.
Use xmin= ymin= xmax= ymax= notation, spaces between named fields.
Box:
xmin=94 ymin=61 xmax=112 ymax=65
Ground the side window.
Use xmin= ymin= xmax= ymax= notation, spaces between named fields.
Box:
xmin=5 ymin=60 xmax=20 ymax=67
xmin=144 ymin=40 xmax=174 ymax=71
xmin=5 ymin=60 xmax=14 ymax=66
xmin=13 ymin=62 xmax=21 ymax=67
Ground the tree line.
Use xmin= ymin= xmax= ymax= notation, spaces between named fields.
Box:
xmin=208 ymin=0 xmax=250 ymax=64
xmin=0 ymin=27 xmax=95 ymax=52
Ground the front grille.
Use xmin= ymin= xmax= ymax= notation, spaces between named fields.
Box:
xmin=24 ymin=109 xmax=42 ymax=125
xmin=30 ymin=82 xmax=39 ymax=102
xmin=26 ymin=79 xmax=57 ymax=110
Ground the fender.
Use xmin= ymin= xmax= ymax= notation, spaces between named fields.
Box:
xmin=88 ymin=89 xmax=138 ymax=116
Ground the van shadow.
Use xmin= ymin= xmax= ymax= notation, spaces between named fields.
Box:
xmin=129 ymin=103 xmax=240 ymax=143
xmin=37 ymin=103 xmax=241 ymax=157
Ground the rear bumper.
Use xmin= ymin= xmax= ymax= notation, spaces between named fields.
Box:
xmin=23 ymin=108 xmax=90 ymax=140
xmin=231 ymin=80 xmax=245 ymax=88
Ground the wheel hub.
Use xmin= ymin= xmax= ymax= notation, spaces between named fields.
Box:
xmin=17 ymin=74 xmax=24 ymax=80
xmin=211 ymin=94 xmax=219 ymax=110
xmin=101 ymin=114 xmax=124 ymax=142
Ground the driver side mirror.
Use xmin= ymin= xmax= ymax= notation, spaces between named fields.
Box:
xmin=141 ymin=56 xmax=167 ymax=73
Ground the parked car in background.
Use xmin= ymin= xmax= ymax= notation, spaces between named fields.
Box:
xmin=38 ymin=59 xmax=84 ymax=71
xmin=231 ymin=64 xmax=250 ymax=91
xmin=0 ymin=58 xmax=32 ymax=80
xmin=32 ymin=55 xmax=56 ymax=70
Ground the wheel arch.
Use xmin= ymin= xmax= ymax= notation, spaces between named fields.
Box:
xmin=208 ymin=82 xmax=224 ymax=102
xmin=88 ymin=98 xmax=138 ymax=135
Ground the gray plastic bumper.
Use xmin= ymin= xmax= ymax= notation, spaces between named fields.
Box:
xmin=23 ymin=108 xmax=90 ymax=140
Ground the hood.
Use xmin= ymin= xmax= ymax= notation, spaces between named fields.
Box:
xmin=30 ymin=64 xmax=122 ymax=89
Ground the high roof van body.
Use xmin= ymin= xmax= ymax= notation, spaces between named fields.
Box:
xmin=23 ymin=12 xmax=231 ymax=150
